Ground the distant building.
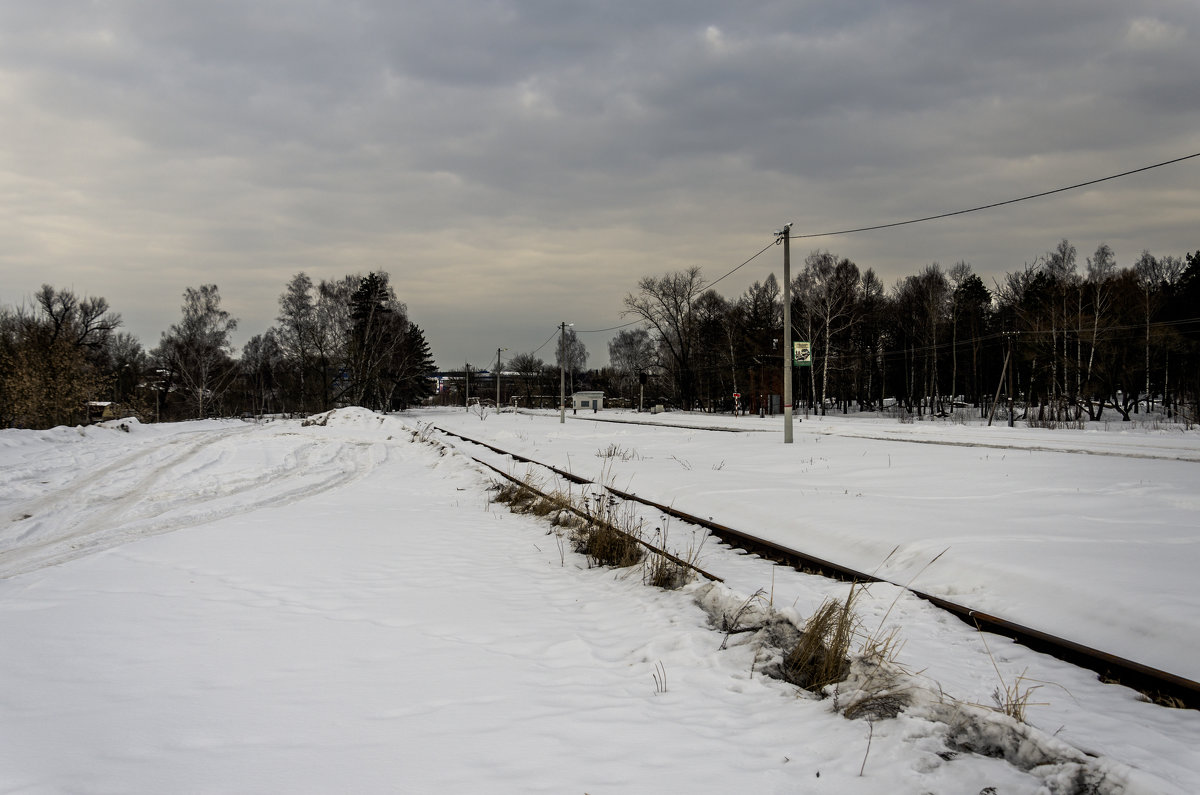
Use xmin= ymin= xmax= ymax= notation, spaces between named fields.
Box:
xmin=85 ymin=401 xmax=117 ymax=423
xmin=572 ymin=391 xmax=604 ymax=411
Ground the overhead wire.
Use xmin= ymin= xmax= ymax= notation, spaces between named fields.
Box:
xmin=575 ymin=320 xmax=641 ymax=334
xmin=528 ymin=328 xmax=560 ymax=358
xmin=787 ymin=151 xmax=1200 ymax=241
xmin=705 ymin=240 xmax=778 ymax=292
xmin=506 ymin=151 xmax=1198 ymax=364
xmin=573 ymin=240 xmax=777 ymax=336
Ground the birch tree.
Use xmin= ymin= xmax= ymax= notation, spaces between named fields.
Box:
xmin=156 ymin=285 xmax=238 ymax=419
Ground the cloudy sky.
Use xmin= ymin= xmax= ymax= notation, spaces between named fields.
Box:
xmin=2 ymin=1 xmax=1198 ymax=369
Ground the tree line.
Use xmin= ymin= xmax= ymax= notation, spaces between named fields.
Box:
xmin=0 ymin=271 xmax=436 ymax=429
xmin=6 ymin=239 xmax=1198 ymax=429
xmin=596 ymin=240 xmax=1200 ymax=422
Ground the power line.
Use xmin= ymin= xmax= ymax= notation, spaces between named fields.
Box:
xmin=788 ymin=151 xmax=1200 ymax=241
xmin=535 ymin=152 xmax=1198 ymax=361
xmin=529 ymin=328 xmax=559 ymax=357
xmin=576 ymin=320 xmax=641 ymax=334
xmin=574 ymin=239 xmax=776 ymax=335
xmin=706 ymin=240 xmax=778 ymax=292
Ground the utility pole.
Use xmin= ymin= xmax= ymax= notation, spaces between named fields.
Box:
xmin=559 ymin=322 xmax=572 ymax=424
xmin=986 ymin=347 xmax=1009 ymax=427
xmin=776 ymin=223 xmax=794 ymax=443
xmin=496 ymin=347 xmax=507 ymax=410
xmin=988 ymin=331 xmax=1018 ymax=427
xmin=1007 ymin=332 xmax=1016 ymax=428
xmin=464 ymin=362 xmax=470 ymax=410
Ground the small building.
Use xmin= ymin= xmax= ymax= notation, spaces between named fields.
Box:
xmin=86 ymin=401 xmax=117 ymax=423
xmin=572 ymin=391 xmax=605 ymax=411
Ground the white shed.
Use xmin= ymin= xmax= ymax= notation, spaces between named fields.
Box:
xmin=571 ymin=391 xmax=605 ymax=410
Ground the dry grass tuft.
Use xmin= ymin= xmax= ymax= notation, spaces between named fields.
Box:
xmin=974 ymin=627 xmax=1049 ymax=722
xmin=490 ymin=468 xmax=726 ymax=585
xmin=642 ymin=524 xmax=704 ymax=590
xmin=859 ymin=624 xmax=904 ymax=665
xmin=843 ymin=691 xmax=907 ymax=721
xmin=596 ymin=443 xmax=641 ymax=461
xmin=643 ymin=549 xmax=688 ymax=589
xmin=569 ymin=490 xmax=645 ymax=569
xmin=780 ymin=588 xmax=859 ymax=693
xmin=488 ymin=469 xmax=577 ymax=519
xmin=489 ymin=481 xmax=521 ymax=504
xmin=490 ymin=480 xmax=539 ymax=512
xmin=991 ymin=671 xmax=1045 ymax=723
xmin=573 ymin=520 xmax=644 ymax=568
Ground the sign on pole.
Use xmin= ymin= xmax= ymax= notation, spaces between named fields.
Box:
xmin=793 ymin=341 xmax=812 ymax=366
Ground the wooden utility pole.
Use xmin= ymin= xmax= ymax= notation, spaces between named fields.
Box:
xmin=987 ymin=348 xmax=1010 ymax=427
xmin=987 ymin=332 xmax=1018 ymax=427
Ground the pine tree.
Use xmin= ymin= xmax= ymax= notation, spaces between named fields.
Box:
xmin=347 ymin=272 xmax=399 ymax=410
xmin=391 ymin=323 xmax=437 ymax=410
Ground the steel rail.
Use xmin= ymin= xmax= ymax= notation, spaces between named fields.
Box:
xmin=430 ymin=424 xmax=1200 ymax=709
xmin=528 ymin=410 xmax=1200 ymax=462
xmin=432 ymin=427 xmax=724 ymax=583
xmin=515 ymin=409 xmax=772 ymax=433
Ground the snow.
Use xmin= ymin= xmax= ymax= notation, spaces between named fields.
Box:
xmin=432 ymin=408 xmax=1200 ymax=683
xmin=1 ymin=407 xmax=1198 ymax=793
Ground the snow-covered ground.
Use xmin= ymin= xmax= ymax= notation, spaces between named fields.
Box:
xmin=1 ymin=408 xmax=1198 ymax=793
xmin=432 ymin=408 xmax=1200 ymax=683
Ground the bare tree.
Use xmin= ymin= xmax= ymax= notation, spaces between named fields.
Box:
xmin=1135 ymin=250 xmax=1186 ymax=411
xmin=554 ymin=327 xmax=588 ymax=395
xmin=797 ymin=252 xmax=860 ymax=414
xmin=313 ymin=275 xmax=358 ymax=409
xmin=622 ymin=266 xmax=706 ymax=408
xmin=1080 ymin=243 xmax=1117 ymax=417
xmin=891 ymin=266 xmax=949 ymax=415
xmin=275 ymin=273 xmax=318 ymax=412
xmin=1044 ymin=240 xmax=1078 ymax=418
xmin=509 ymin=352 xmax=545 ymax=406
xmin=240 ymin=330 xmax=284 ymax=416
xmin=607 ymin=328 xmax=655 ymax=402
xmin=733 ymin=275 xmax=783 ymax=414
xmin=948 ymin=261 xmax=973 ymax=402
xmin=155 ymin=285 xmax=238 ymax=419
xmin=856 ymin=268 xmax=886 ymax=411
xmin=0 ymin=286 xmax=121 ymax=428
xmin=692 ymin=290 xmax=734 ymax=410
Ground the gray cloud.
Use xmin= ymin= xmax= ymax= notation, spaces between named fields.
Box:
xmin=1 ymin=0 xmax=1197 ymax=368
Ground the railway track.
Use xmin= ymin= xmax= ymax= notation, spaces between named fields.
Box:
xmin=532 ymin=410 xmax=1200 ymax=462
xmin=431 ymin=423 xmax=1200 ymax=710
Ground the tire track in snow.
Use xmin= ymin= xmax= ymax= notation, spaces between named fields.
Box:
xmin=1 ymin=427 xmax=388 ymax=579
xmin=4 ymin=426 xmax=253 ymax=546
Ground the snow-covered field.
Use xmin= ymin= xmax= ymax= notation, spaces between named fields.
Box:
xmin=432 ymin=408 xmax=1200 ymax=684
xmin=2 ymin=408 xmax=1198 ymax=793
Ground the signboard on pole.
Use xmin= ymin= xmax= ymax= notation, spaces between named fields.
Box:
xmin=793 ymin=341 xmax=812 ymax=366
